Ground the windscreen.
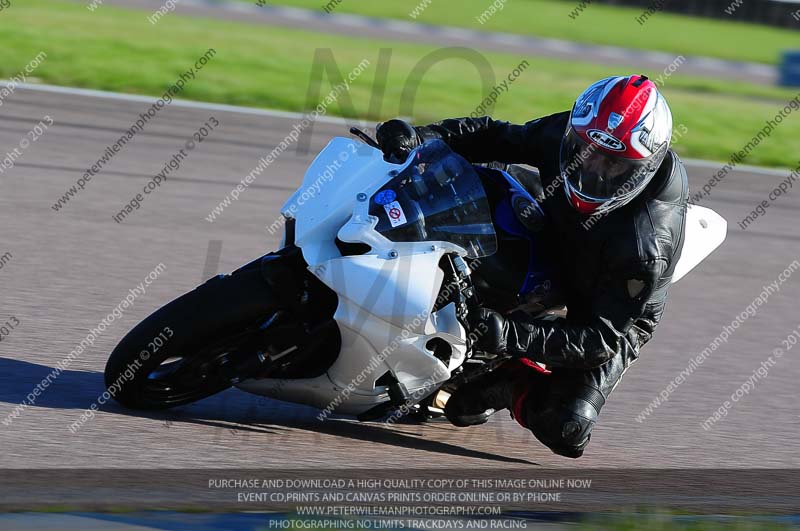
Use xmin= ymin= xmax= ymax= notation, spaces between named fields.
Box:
xmin=368 ymin=140 xmax=497 ymax=258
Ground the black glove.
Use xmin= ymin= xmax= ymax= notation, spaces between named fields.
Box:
xmin=468 ymin=308 xmax=509 ymax=355
xmin=376 ymin=119 xmax=420 ymax=163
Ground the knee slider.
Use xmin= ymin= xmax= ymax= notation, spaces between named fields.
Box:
xmin=528 ymin=385 xmax=605 ymax=459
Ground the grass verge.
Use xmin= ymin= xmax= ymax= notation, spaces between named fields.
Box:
xmin=256 ymin=0 xmax=800 ymax=65
xmin=1 ymin=0 xmax=798 ymax=168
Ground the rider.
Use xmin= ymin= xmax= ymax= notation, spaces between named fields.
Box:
xmin=376 ymin=75 xmax=688 ymax=458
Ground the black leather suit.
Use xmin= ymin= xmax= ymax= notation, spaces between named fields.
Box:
xmin=416 ymin=111 xmax=689 ymax=457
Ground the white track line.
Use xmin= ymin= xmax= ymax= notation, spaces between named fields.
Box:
xmin=1 ymin=80 xmax=353 ymax=125
xmin=679 ymin=158 xmax=793 ymax=177
xmin=2 ymin=80 xmax=792 ymax=176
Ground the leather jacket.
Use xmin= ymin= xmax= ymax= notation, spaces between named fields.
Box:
xmin=415 ymin=112 xmax=689 ymax=369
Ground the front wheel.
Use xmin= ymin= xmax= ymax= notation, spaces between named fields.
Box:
xmin=104 ymin=266 xmax=282 ymax=410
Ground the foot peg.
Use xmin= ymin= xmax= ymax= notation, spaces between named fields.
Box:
xmin=356 ymin=374 xmax=413 ymax=422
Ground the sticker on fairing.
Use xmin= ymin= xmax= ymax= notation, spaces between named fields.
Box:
xmin=383 ymin=201 xmax=407 ymax=228
xmin=374 ymin=189 xmax=397 ymax=205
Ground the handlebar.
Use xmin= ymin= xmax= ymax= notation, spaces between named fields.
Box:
xmin=349 ymin=127 xmax=380 ymax=149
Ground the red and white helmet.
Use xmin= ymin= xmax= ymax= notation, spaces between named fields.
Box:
xmin=560 ymin=75 xmax=673 ymax=216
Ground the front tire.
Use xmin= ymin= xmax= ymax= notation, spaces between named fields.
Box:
xmin=104 ymin=267 xmax=281 ymax=410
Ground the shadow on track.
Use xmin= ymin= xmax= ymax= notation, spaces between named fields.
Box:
xmin=0 ymin=357 xmax=102 ymax=410
xmin=0 ymin=358 xmax=538 ymax=465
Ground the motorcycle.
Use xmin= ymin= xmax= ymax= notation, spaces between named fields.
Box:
xmin=105 ymin=130 xmax=727 ymax=421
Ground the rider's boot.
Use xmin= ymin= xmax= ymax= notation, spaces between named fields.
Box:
xmin=443 ymin=359 xmax=547 ymax=427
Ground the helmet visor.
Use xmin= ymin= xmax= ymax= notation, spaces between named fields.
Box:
xmin=560 ymin=128 xmax=653 ymax=202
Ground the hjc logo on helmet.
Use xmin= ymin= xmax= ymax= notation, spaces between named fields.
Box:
xmin=587 ymin=129 xmax=625 ymax=151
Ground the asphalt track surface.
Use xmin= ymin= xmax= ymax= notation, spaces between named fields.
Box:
xmin=0 ymin=85 xmax=799 ymax=472
xmin=83 ymin=0 xmax=775 ymax=86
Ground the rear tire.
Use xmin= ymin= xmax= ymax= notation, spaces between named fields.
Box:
xmin=104 ymin=267 xmax=281 ymax=410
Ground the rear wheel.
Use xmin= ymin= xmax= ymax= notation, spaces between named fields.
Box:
xmin=104 ymin=266 xmax=283 ymax=410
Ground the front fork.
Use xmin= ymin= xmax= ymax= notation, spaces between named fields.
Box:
xmin=223 ymin=244 xmax=340 ymax=384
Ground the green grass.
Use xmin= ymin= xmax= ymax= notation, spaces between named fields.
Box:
xmin=1 ymin=0 xmax=799 ymax=168
xmin=259 ymin=0 xmax=800 ymax=65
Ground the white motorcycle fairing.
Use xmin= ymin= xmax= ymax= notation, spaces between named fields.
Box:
xmin=236 ymin=138 xmax=472 ymax=415
xmin=672 ymin=205 xmax=727 ymax=283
